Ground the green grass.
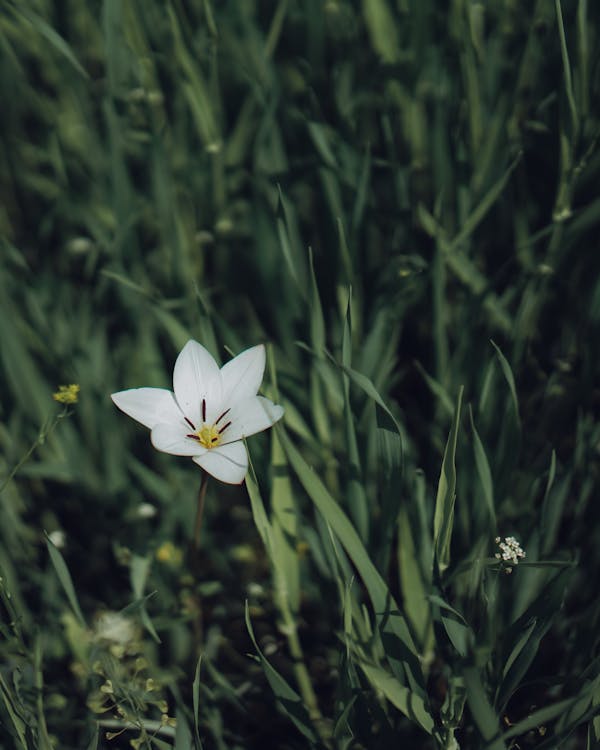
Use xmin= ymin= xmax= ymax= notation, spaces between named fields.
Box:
xmin=1 ymin=0 xmax=600 ymax=748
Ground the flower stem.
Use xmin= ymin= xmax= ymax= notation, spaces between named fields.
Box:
xmin=0 ymin=407 xmax=70 ymax=496
xmin=193 ymin=471 xmax=209 ymax=552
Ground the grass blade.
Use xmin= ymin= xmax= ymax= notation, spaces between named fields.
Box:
xmin=280 ymin=427 xmax=428 ymax=701
xmin=245 ymin=602 xmax=319 ymax=744
xmin=46 ymin=534 xmax=86 ymax=628
xmin=464 ymin=667 xmax=507 ymax=750
xmin=358 ymin=661 xmax=434 ymax=735
xmin=192 ymin=655 xmax=203 ymax=750
xmin=433 ymin=387 xmax=464 ymax=574
xmin=469 ymin=405 xmax=496 ymax=528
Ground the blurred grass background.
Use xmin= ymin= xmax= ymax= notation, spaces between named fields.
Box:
xmin=1 ymin=0 xmax=600 ymax=748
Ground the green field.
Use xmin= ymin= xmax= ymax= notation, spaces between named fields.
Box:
xmin=1 ymin=1 xmax=600 ymax=748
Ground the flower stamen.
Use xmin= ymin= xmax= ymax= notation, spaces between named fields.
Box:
xmin=218 ymin=420 xmax=232 ymax=434
xmin=215 ymin=408 xmax=230 ymax=425
xmin=202 ymin=399 xmax=206 ymax=422
xmin=195 ymin=423 xmax=222 ymax=449
xmin=184 ymin=417 xmax=196 ymax=430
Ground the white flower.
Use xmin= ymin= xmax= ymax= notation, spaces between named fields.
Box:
xmin=48 ymin=530 xmax=66 ymax=549
xmin=94 ymin=611 xmax=136 ymax=646
xmin=111 ymin=340 xmax=284 ymax=484
xmin=494 ymin=535 xmax=526 ymax=568
xmin=136 ymin=502 xmax=157 ymax=519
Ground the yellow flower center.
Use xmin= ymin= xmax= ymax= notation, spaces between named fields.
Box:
xmin=185 ymin=400 xmax=232 ymax=449
xmin=196 ymin=424 xmax=222 ymax=449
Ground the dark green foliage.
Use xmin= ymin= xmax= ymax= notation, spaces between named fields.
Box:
xmin=1 ymin=0 xmax=599 ymax=748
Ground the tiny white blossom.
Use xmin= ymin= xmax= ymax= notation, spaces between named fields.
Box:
xmin=136 ymin=502 xmax=157 ymax=519
xmin=495 ymin=535 xmax=526 ymax=570
xmin=94 ymin=611 xmax=136 ymax=646
xmin=48 ymin=530 xmax=66 ymax=548
xmin=111 ymin=340 xmax=284 ymax=484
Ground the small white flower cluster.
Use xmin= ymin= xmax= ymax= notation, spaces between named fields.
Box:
xmin=495 ymin=536 xmax=526 ymax=574
xmin=94 ymin=611 xmax=136 ymax=650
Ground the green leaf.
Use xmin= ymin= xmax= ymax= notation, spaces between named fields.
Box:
xmin=307 ymin=122 xmax=338 ymax=169
xmin=129 ymin=555 xmax=161 ymax=644
xmin=150 ymin=736 xmax=173 ymax=749
xmin=100 ymin=268 xmax=154 ymax=298
xmin=308 ymin=247 xmax=326 ymax=355
xmin=447 ymin=155 xmax=521 ymax=253
xmin=245 ymin=602 xmax=319 ymax=744
xmin=118 ymin=592 xmax=157 ymax=617
xmin=358 ymin=661 xmax=434 ymax=735
xmin=130 ymin=554 xmax=150 ymax=599
xmin=352 ymin=146 xmax=372 ymax=231
xmin=555 ymin=0 xmax=579 ymax=137
xmin=337 ymin=362 xmax=403 ymax=437
xmin=464 ymin=667 xmax=507 ymax=750
xmin=490 ymin=341 xmax=521 ymax=428
xmin=336 ymin=219 xmax=353 ymax=281
xmin=174 ymin=709 xmax=194 ymax=750
xmin=280 ymin=428 xmax=428 ymax=704
xmin=398 ymin=506 xmax=431 ymax=649
xmin=341 ymin=295 xmax=369 ymax=542
xmin=33 ymin=636 xmax=53 ymax=750
xmin=469 ymin=406 xmax=496 ymax=528
xmin=270 ymin=432 xmax=300 ymax=614
xmin=441 ymin=675 xmax=467 ymax=733
xmin=8 ymin=4 xmax=88 ymax=77
xmin=276 ymin=185 xmax=307 ymax=293
xmin=361 ymin=0 xmax=400 ymax=63
xmin=0 ymin=672 xmax=28 ymax=750
xmin=433 ymin=387 xmax=464 ymax=574
xmin=46 ymin=534 xmax=86 ymax=628
xmin=501 ymin=691 xmax=595 ymax=743
xmin=414 ymin=361 xmax=455 ymax=417
xmin=497 ymin=569 xmax=572 ymax=710
xmin=540 ymin=462 xmax=571 ymax=556
xmin=245 ymin=463 xmax=273 ymax=551
xmin=333 ymin=694 xmax=358 ymax=741
xmin=495 ymin=619 xmax=538 ymax=711
xmin=85 ymin=723 xmax=99 ymax=750
xmin=429 ymin=595 xmax=474 ymax=658
xmin=192 ymin=656 xmax=203 ymax=750
xmin=166 ymin=4 xmax=218 ymax=146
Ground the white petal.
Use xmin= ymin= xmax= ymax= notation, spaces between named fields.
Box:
xmin=220 ymin=345 xmax=266 ymax=407
xmin=111 ymin=388 xmax=182 ymax=430
xmin=151 ymin=423 xmax=207 ymax=456
xmin=193 ymin=441 xmax=248 ymax=484
xmin=219 ymin=396 xmax=284 ymax=444
xmin=173 ymin=340 xmax=222 ymax=425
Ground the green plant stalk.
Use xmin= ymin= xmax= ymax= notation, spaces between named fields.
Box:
xmin=276 ymin=592 xmax=327 ymax=735
xmin=432 ymin=242 xmax=449 ymax=389
xmin=34 ymin=635 xmax=53 ymax=750
xmin=193 ymin=471 xmax=209 ymax=553
xmin=0 ymin=407 xmax=70 ymax=495
xmin=266 ymin=347 xmax=327 ymax=740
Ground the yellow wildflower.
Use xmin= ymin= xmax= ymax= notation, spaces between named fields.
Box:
xmin=53 ymin=384 xmax=80 ymax=404
xmin=155 ymin=541 xmax=182 ymax=566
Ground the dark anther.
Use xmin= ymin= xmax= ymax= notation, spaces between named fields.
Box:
xmin=186 ymin=433 xmax=200 ymax=441
xmin=184 ymin=417 xmax=196 ymax=430
xmin=215 ymin=408 xmax=231 ymax=425
xmin=218 ymin=420 xmax=232 ymax=434
xmin=211 ymin=436 xmax=218 ymax=443
xmin=202 ymin=398 xmax=206 ymax=422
